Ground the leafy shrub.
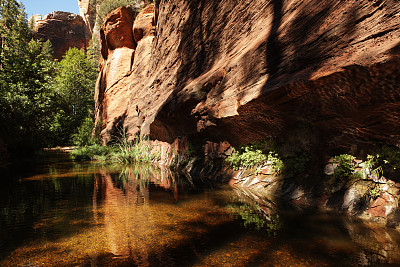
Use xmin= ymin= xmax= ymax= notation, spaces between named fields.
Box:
xmin=226 ymin=145 xmax=268 ymax=170
xmin=268 ymin=151 xmax=284 ymax=173
xmin=360 ymin=154 xmax=383 ymax=180
xmin=375 ymin=146 xmax=400 ymax=181
xmin=71 ymin=116 xmax=100 ymax=147
xmin=333 ymin=154 xmax=355 ymax=179
xmin=71 ymin=144 xmax=111 ymax=161
xmin=367 ymin=184 xmax=381 ymax=200
xmin=225 ymin=140 xmax=311 ymax=179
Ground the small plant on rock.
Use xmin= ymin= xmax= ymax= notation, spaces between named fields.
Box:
xmin=268 ymin=151 xmax=284 ymax=174
xmin=361 ymin=155 xmax=383 ymax=180
xmin=367 ymin=184 xmax=382 ymax=200
xmin=333 ymin=154 xmax=355 ymax=179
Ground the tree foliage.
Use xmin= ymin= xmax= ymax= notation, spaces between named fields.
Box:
xmin=0 ymin=0 xmax=99 ymax=151
xmin=0 ymin=0 xmax=56 ymax=149
xmin=49 ymin=48 xmax=98 ymax=145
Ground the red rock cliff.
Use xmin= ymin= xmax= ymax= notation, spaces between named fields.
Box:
xmin=33 ymin=11 xmax=89 ymax=59
xmin=95 ymin=0 xmax=400 ymax=152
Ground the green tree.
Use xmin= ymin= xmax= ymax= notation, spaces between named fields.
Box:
xmin=50 ymin=48 xmax=98 ymax=145
xmin=0 ymin=1 xmax=99 ymax=151
xmin=0 ymin=0 xmax=31 ymax=70
xmin=0 ymin=0 xmax=56 ymax=150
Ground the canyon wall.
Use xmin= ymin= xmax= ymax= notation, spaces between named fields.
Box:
xmin=78 ymin=0 xmax=95 ymax=35
xmin=95 ymin=0 xmax=400 ymax=156
xmin=33 ymin=11 xmax=89 ymax=59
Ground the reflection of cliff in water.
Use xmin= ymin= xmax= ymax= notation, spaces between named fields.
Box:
xmin=2 ymin=160 xmax=400 ymax=266
xmin=89 ymin=164 xmax=211 ymax=265
xmin=231 ymin=185 xmax=400 ymax=266
xmin=92 ymin=165 xmax=169 ymax=262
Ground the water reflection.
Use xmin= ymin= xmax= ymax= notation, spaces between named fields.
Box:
xmin=0 ymin=156 xmax=400 ymax=266
xmin=228 ymin=188 xmax=282 ymax=236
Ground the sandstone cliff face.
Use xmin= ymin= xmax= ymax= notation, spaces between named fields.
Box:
xmin=95 ymin=0 xmax=400 ymax=154
xmin=33 ymin=11 xmax=88 ymax=59
xmin=78 ymin=0 xmax=95 ymax=35
xmin=95 ymin=4 xmax=154 ymax=142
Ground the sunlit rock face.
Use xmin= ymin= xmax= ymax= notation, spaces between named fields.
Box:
xmin=33 ymin=11 xmax=89 ymax=59
xmin=94 ymin=0 xmax=400 ymax=153
xmin=77 ymin=0 xmax=95 ymax=35
xmin=94 ymin=5 xmax=155 ymax=143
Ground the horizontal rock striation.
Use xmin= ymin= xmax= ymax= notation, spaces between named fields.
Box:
xmin=33 ymin=11 xmax=89 ymax=59
xmin=95 ymin=0 xmax=400 ymax=154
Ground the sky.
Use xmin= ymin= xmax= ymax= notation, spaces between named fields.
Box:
xmin=21 ymin=0 xmax=80 ymax=18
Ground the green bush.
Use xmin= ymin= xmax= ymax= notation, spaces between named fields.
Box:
xmin=333 ymin=154 xmax=355 ymax=179
xmin=375 ymin=146 xmax=400 ymax=181
xmin=268 ymin=151 xmax=284 ymax=173
xmin=71 ymin=116 xmax=100 ymax=147
xmin=225 ymin=140 xmax=311 ymax=178
xmin=367 ymin=184 xmax=381 ymax=200
xmin=226 ymin=145 xmax=268 ymax=170
xmin=71 ymin=144 xmax=112 ymax=161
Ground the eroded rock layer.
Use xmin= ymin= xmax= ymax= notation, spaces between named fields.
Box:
xmin=95 ymin=0 xmax=400 ymax=153
xmin=33 ymin=11 xmax=88 ymax=59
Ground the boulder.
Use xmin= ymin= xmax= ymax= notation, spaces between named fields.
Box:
xmin=94 ymin=0 xmax=400 ymax=153
xmin=33 ymin=11 xmax=88 ymax=59
xmin=101 ymin=6 xmax=136 ymax=52
xmin=132 ymin=4 xmax=155 ymax=43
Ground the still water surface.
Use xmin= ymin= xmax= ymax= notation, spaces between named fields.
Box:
xmin=1 ymin=152 xmax=400 ymax=266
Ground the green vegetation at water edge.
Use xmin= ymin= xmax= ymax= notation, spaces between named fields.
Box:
xmin=225 ymin=140 xmax=311 ymax=178
xmin=71 ymin=136 xmax=160 ymax=164
xmin=330 ymin=145 xmax=400 ymax=182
